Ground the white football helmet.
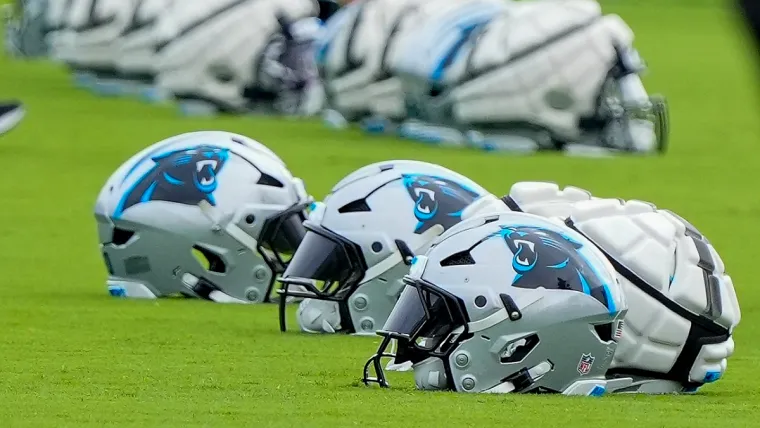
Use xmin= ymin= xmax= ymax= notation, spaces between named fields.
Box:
xmin=55 ymin=0 xmax=141 ymax=94
xmin=4 ymin=0 xmax=50 ymax=57
xmin=277 ymin=160 xmax=491 ymax=336
xmin=392 ymin=0 xmax=669 ymax=154
xmin=153 ymin=0 xmax=323 ymax=116
xmin=363 ymin=211 xmax=627 ymax=395
xmin=64 ymin=0 xmax=137 ymax=79
xmin=464 ymin=182 xmax=740 ymax=393
xmin=4 ymin=0 xmax=80 ymax=58
xmin=94 ymin=131 xmax=312 ymax=303
xmin=317 ymin=0 xmax=431 ymax=128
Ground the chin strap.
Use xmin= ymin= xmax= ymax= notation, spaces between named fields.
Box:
xmin=296 ymin=299 xmax=342 ymax=333
xmin=207 ymin=290 xmax=248 ymax=304
xmin=180 ymin=272 xmax=248 ymax=304
xmin=385 ymin=339 xmax=413 ymax=372
xmin=482 ymin=361 xmax=554 ymax=394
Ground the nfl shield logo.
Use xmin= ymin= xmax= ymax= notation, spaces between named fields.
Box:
xmin=577 ymin=353 xmax=595 ymax=375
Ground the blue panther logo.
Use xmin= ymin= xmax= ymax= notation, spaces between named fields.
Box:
xmin=494 ymin=225 xmax=616 ymax=313
xmin=402 ymin=174 xmax=480 ymax=234
xmin=113 ymin=145 xmax=230 ymax=218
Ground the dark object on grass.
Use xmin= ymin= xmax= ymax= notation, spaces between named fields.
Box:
xmin=0 ymin=101 xmax=25 ymax=136
xmin=738 ymin=0 xmax=760 ymax=62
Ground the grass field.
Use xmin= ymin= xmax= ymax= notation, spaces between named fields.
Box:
xmin=1 ymin=1 xmax=759 ymax=427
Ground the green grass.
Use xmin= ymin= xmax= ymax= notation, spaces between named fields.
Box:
xmin=1 ymin=1 xmax=759 ymax=427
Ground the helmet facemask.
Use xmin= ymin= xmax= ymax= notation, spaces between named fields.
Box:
xmin=250 ymin=14 xmax=323 ymax=116
xmin=362 ymin=275 xmax=470 ymax=389
xmin=256 ymin=200 xmax=311 ymax=278
xmin=578 ymin=47 xmax=669 ymax=154
xmin=277 ymin=221 xmax=419 ymax=334
xmin=277 ymin=221 xmax=369 ymax=332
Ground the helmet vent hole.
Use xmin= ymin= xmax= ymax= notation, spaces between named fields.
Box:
xmin=111 ymin=228 xmax=135 ymax=245
xmin=192 ymin=245 xmax=227 ymax=273
xmin=500 ymin=334 xmax=539 ymax=364
xmin=440 ymin=250 xmax=475 ymax=266
xmin=256 ymin=172 xmax=284 ymax=187
xmin=338 ymin=198 xmax=371 ymax=213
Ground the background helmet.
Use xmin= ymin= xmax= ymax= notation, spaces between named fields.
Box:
xmin=153 ymin=0 xmax=323 ymax=116
xmin=58 ymin=0 xmax=139 ymax=79
xmin=363 ymin=211 xmax=627 ymax=395
xmin=277 ymin=159 xmax=490 ymax=335
xmin=316 ymin=0 xmax=427 ymax=124
xmin=393 ymin=0 xmax=668 ymax=153
xmin=94 ymin=131 xmax=311 ymax=303
xmin=114 ymin=0 xmax=175 ymax=87
xmin=4 ymin=0 xmax=54 ymax=57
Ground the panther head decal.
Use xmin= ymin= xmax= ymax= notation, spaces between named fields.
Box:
xmin=402 ymin=173 xmax=480 ymax=234
xmin=495 ymin=225 xmax=615 ymax=312
xmin=113 ymin=145 xmax=230 ymax=218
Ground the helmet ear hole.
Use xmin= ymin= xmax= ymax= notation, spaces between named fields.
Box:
xmin=499 ymin=334 xmax=540 ymax=364
xmin=338 ymin=198 xmax=371 ymax=213
xmin=256 ymin=172 xmax=284 ymax=187
xmin=192 ymin=245 xmax=227 ymax=273
xmin=111 ymin=228 xmax=136 ymax=245
xmin=592 ymin=322 xmax=615 ymax=343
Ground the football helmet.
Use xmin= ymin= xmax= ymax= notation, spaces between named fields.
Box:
xmin=277 ymin=160 xmax=490 ymax=336
xmin=153 ymin=0 xmax=323 ymax=116
xmin=4 ymin=0 xmax=77 ymax=58
xmin=4 ymin=0 xmax=49 ymax=57
xmin=94 ymin=131 xmax=311 ymax=303
xmin=57 ymin=0 xmax=140 ymax=93
xmin=392 ymin=0 xmax=669 ymax=154
xmin=362 ymin=211 xmax=627 ymax=395
xmin=472 ymin=181 xmax=741 ymax=393
xmin=113 ymin=0 xmax=174 ymax=97
xmin=318 ymin=0 xmax=453 ymax=130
